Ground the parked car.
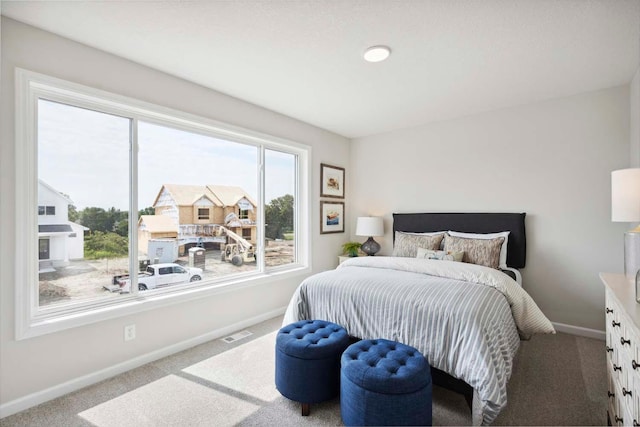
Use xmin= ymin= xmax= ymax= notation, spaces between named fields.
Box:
xmin=110 ymin=263 xmax=203 ymax=293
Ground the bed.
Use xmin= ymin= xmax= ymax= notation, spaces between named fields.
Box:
xmin=283 ymin=212 xmax=554 ymax=425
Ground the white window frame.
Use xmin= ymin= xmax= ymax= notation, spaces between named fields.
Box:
xmin=15 ymin=68 xmax=311 ymax=340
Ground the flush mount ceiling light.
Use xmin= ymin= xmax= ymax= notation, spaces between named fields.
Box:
xmin=363 ymin=45 xmax=391 ymax=63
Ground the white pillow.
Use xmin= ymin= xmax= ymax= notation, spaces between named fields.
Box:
xmin=416 ymin=247 xmax=464 ymax=262
xmin=447 ymin=231 xmax=510 ymax=269
xmin=405 ymin=231 xmax=447 ymax=236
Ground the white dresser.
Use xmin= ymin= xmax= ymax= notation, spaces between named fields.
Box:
xmin=602 ymin=273 xmax=640 ymax=426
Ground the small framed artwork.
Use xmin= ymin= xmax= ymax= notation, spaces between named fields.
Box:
xmin=320 ymin=201 xmax=345 ymax=234
xmin=320 ymin=163 xmax=345 ymax=198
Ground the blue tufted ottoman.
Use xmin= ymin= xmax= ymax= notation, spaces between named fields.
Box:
xmin=340 ymin=339 xmax=433 ymax=426
xmin=275 ymin=319 xmax=350 ymax=416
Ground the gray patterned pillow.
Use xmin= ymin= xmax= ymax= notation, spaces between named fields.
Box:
xmin=443 ymin=235 xmax=505 ymax=269
xmin=393 ymin=231 xmax=445 ymax=257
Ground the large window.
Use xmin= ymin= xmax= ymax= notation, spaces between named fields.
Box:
xmin=37 ymin=99 xmax=131 ymax=308
xmin=265 ymin=149 xmax=297 ymax=268
xmin=16 ymin=69 xmax=309 ymax=339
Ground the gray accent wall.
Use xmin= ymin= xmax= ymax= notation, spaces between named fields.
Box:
xmin=350 ymin=86 xmax=630 ymax=332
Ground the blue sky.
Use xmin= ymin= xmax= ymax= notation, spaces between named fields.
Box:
xmin=38 ymin=100 xmax=295 ymax=210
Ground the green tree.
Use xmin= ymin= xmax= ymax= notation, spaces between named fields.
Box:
xmin=77 ymin=206 xmax=155 ymax=236
xmin=84 ymin=231 xmax=128 ymax=259
xmin=79 ymin=207 xmax=111 ymax=232
xmin=114 ymin=219 xmax=129 ymax=237
xmin=265 ymin=194 xmax=294 ymax=239
xmin=68 ymin=204 xmax=79 ymax=223
xmin=139 ymin=206 xmax=155 ymax=216
xmin=108 ymin=207 xmax=128 ymax=227
xmin=78 ymin=206 xmax=127 ymax=233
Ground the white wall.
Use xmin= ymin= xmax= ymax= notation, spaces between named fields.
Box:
xmin=47 ymin=236 xmax=67 ymax=264
xmin=350 ymin=86 xmax=630 ymax=331
xmin=0 ymin=17 xmax=349 ymax=408
xmin=37 ymin=181 xmax=69 ymax=225
xmin=68 ymin=222 xmax=86 ymax=260
xmin=631 ymin=67 xmax=640 ymax=167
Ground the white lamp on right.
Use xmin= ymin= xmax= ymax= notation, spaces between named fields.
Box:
xmin=612 ymin=168 xmax=640 ymax=280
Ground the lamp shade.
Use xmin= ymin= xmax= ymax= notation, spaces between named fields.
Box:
xmin=612 ymin=168 xmax=640 ymax=222
xmin=356 ymin=217 xmax=384 ymax=237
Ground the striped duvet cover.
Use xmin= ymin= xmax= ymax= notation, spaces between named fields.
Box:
xmin=283 ymin=256 xmax=554 ymax=425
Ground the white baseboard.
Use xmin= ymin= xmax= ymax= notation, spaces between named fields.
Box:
xmin=0 ymin=306 xmax=287 ymax=419
xmin=552 ymin=321 xmax=605 ymax=341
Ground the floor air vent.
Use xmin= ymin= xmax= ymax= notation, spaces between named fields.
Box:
xmin=221 ymin=330 xmax=252 ymax=343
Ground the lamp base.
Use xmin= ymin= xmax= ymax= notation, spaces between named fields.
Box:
xmin=361 ymin=237 xmax=380 ymax=256
xmin=625 ymin=231 xmax=640 ymax=281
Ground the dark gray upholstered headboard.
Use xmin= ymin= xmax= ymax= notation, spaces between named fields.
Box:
xmin=392 ymin=212 xmax=527 ymax=269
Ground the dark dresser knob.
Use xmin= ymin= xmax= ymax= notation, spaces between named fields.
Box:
xmin=609 ymin=390 xmax=616 ymax=398
xmin=607 ymin=346 xmax=614 ymax=353
xmin=613 ymin=320 xmax=621 ymax=327
xmin=622 ymin=337 xmax=632 ymax=346
xmin=614 ymin=364 xmax=622 ymax=372
xmin=607 ymin=308 xmax=614 ymax=314
xmin=623 ymin=387 xmax=633 ymax=397
xmin=633 ymin=360 xmax=639 ymax=370
xmin=616 ymin=416 xmax=624 ymax=423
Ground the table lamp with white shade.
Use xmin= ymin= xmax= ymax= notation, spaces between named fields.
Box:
xmin=356 ymin=216 xmax=384 ymax=256
xmin=612 ymin=168 xmax=640 ymax=281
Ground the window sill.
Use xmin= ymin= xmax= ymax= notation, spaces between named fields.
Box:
xmin=19 ymin=265 xmax=310 ymax=340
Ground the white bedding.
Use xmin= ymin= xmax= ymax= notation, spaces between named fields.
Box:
xmin=284 ymin=256 xmax=554 ymax=425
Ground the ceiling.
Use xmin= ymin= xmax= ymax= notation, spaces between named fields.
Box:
xmin=2 ymin=0 xmax=639 ymax=139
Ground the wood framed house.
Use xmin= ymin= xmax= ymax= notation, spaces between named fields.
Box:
xmin=137 ymin=184 xmax=257 ymax=257
xmin=138 ymin=214 xmax=179 ymax=256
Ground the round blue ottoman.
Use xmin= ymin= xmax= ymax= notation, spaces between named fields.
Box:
xmin=340 ymin=339 xmax=432 ymax=426
xmin=275 ymin=319 xmax=350 ymax=416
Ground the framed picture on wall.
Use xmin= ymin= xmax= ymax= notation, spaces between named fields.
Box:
xmin=320 ymin=201 xmax=345 ymax=234
xmin=320 ymin=163 xmax=345 ymax=198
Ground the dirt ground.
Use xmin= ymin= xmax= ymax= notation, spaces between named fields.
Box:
xmin=39 ymin=240 xmax=294 ymax=307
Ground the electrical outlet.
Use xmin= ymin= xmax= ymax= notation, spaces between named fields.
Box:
xmin=124 ymin=324 xmax=136 ymax=341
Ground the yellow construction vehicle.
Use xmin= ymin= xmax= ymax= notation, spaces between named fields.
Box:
xmin=217 ymin=225 xmax=256 ymax=266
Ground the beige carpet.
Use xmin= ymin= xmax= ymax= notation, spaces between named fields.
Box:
xmin=0 ymin=316 xmax=606 ymax=426
xmin=77 ymin=333 xmax=280 ymax=427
